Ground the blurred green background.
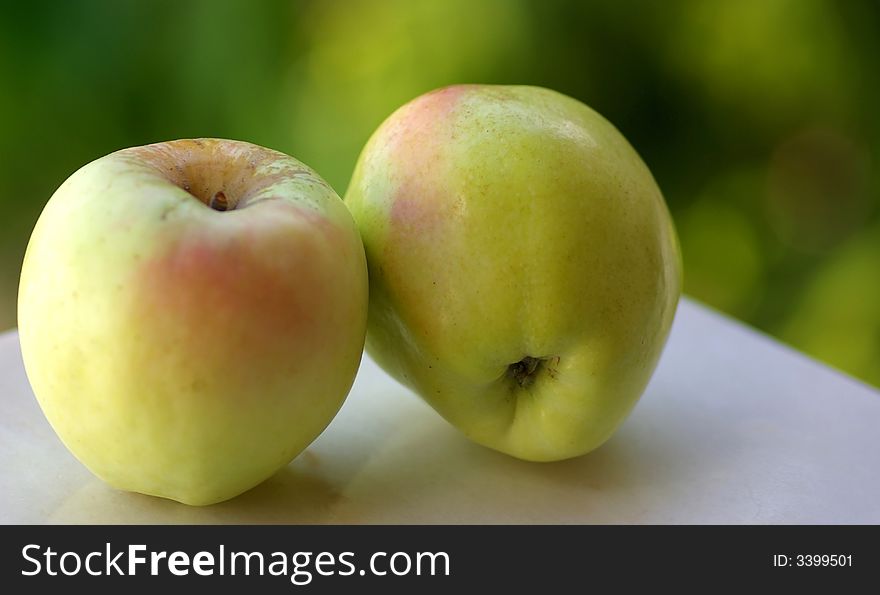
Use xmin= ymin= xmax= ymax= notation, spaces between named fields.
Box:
xmin=1 ymin=0 xmax=878 ymax=385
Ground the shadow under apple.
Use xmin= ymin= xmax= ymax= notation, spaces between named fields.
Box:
xmin=45 ymin=454 xmax=342 ymax=524
xmin=320 ymin=384 xmax=739 ymax=523
xmin=45 ymin=380 xmax=739 ymax=523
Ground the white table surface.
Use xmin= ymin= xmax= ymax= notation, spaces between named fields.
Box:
xmin=1 ymin=297 xmax=878 ymax=524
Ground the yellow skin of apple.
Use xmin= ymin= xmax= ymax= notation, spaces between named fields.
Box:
xmin=18 ymin=139 xmax=368 ymax=505
xmin=345 ymin=85 xmax=681 ymax=461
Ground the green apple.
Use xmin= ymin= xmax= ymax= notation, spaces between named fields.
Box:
xmin=345 ymin=85 xmax=681 ymax=461
xmin=18 ymin=139 xmax=368 ymax=505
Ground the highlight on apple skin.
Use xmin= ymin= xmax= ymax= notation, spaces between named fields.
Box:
xmin=18 ymin=139 xmax=369 ymax=505
xmin=345 ymin=84 xmax=682 ymax=462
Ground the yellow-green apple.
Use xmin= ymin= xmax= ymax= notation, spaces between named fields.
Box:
xmin=18 ymin=139 xmax=368 ymax=505
xmin=345 ymin=85 xmax=681 ymax=461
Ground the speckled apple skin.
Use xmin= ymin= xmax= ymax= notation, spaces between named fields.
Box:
xmin=345 ymin=85 xmax=681 ymax=461
xmin=18 ymin=139 xmax=368 ymax=505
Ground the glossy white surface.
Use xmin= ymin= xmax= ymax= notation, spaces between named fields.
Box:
xmin=1 ymin=297 xmax=878 ymax=524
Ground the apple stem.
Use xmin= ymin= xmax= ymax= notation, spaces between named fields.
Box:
xmin=209 ymin=191 xmax=230 ymax=211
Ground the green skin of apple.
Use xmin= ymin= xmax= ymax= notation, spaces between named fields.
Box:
xmin=345 ymin=85 xmax=681 ymax=462
xmin=18 ymin=139 xmax=368 ymax=505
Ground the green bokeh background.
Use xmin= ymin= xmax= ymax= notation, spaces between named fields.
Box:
xmin=1 ymin=0 xmax=878 ymax=385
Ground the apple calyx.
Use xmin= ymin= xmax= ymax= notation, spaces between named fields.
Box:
xmin=507 ymin=355 xmax=558 ymax=389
